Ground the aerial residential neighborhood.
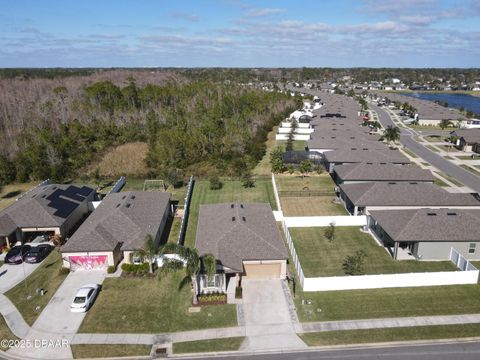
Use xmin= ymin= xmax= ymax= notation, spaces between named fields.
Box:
xmin=1 ymin=1 xmax=480 ymax=360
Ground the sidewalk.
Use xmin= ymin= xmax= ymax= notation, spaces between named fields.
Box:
xmin=0 ymin=294 xmax=30 ymax=338
xmin=298 ymin=314 xmax=480 ymax=333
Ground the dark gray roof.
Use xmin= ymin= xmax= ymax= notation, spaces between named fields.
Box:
xmin=340 ymin=182 xmax=480 ymax=207
xmin=370 ymin=209 xmax=480 ymax=242
xmin=0 ymin=214 xmax=17 ymax=236
xmin=324 ymin=148 xmax=410 ymax=164
xmin=61 ymin=191 xmax=170 ymax=252
xmin=308 ymin=136 xmax=385 ymax=151
xmin=334 ymin=163 xmax=435 ymax=182
xmin=195 ymin=203 xmax=288 ymax=272
xmin=0 ymin=184 xmax=95 ymax=235
xmin=450 ymin=129 xmax=480 ymax=144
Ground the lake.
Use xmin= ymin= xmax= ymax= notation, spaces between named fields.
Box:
xmin=401 ymin=92 xmax=480 ymax=115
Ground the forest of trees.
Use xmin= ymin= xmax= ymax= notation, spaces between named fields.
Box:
xmin=0 ymin=70 xmax=295 ymax=186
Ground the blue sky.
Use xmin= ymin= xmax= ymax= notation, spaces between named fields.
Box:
xmin=0 ymin=0 xmax=479 ymax=67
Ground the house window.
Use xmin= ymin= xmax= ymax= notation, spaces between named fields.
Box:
xmin=205 ymin=274 xmax=221 ymax=288
xmin=469 ymin=243 xmax=476 ymax=254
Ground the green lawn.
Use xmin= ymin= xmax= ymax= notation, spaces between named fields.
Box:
xmin=434 ymin=177 xmax=449 ymax=187
xmin=290 ymin=227 xmax=456 ymax=277
xmin=71 ymin=344 xmax=151 ymax=358
xmin=456 ymin=155 xmax=478 ymax=160
xmin=460 ymin=165 xmax=480 ymax=176
xmin=300 ymin=323 xmax=480 ymax=346
xmin=436 ymin=172 xmax=464 ymax=187
xmin=5 ymin=250 xmax=68 ymax=326
xmin=401 ymin=148 xmax=418 ymax=158
xmin=167 ymin=217 xmax=182 ymax=244
xmin=423 ymin=135 xmax=447 ymax=143
xmin=438 ymin=144 xmax=457 ymax=152
xmin=296 ymin=284 xmax=480 ymax=322
xmin=79 ymin=272 xmax=237 ymax=333
xmin=253 ymin=125 xmax=279 ymax=176
xmin=184 ymin=179 xmax=276 ymax=248
xmin=425 ymin=145 xmax=441 ymax=153
xmin=0 ymin=182 xmax=38 ymax=211
xmin=173 ymin=337 xmax=245 ymax=354
xmin=0 ymin=315 xmax=18 ymax=351
xmin=275 ymin=174 xmax=336 ymax=193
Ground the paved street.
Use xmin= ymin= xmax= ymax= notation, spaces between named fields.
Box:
xmin=371 ymin=104 xmax=480 ymax=193
xmin=175 ymin=341 xmax=480 ymax=360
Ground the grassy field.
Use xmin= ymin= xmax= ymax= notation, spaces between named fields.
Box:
xmin=71 ymin=344 xmax=151 ymax=358
xmin=275 ymin=174 xmax=345 ymax=216
xmin=295 ymin=284 xmax=480 ymax=322
xmin=300 ymin=323 xmax=480 ymax=346
xmin=184 ymin=179 xmax=276 ymax=248
xmin=84 ymin=142 xmax=149 ymax=178
xmin=290 ymin=227 xmax=455 ymax=277
xmin=400 ymin=148 xmax=418 ymax=158
xmin=173 ymin=337 xmax=245 ymax=354
xmin=0 ymin=315 xmax=18 ymax=350
xmin=456 ymin=155 xmax=478 ymax=160
xmin=253 ymin=126 xmax=279 ymax=176
xmin=79 ymin=272 xmax=237 ymax=333
xmin=0 ymin=182 xmax=38 ymax=211
xmin=423 ymin=135 xmax=447 ymax=143
xmin=425 ymin=145 xmax=441 ymax=153
xmin=5 ymin=250 xmax=68 ymax=326
xmin=436 ymin=172 xmax=464 ymax=187
xmin=460 ymin=164 xmax=480 ymax=176
xmin=433 ymin=177 xmax=449 ymax=187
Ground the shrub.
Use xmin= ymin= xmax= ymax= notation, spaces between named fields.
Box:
xmin=235 ymin=286 xmax=242 ymax=299
xmin=209 ymin=175 xmax=223 ymax=190
xmin=58 ymin=267 xmax=70 ymax=275
xmin=198 ymin=293 xmax=227 ymax=305
xmin=107 ymin=265 xmax=116 ymax=274
xmin=121 ymin=262 xmax=149 ymax=274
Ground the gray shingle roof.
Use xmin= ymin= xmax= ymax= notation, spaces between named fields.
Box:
xmin=324 ymin=148 xmax=410 ymax=164
xmin=0 ymin=214 xmax=17 ymax=236
xmin=370 ymin=209 xmax=480 ymax=242
xmin=0 ymin=184 xmax=95 ymax=235
xmin=61 ymin=191 xmax=170 ymax=252
xmin=334 ymin=163 xmax=435 ymax=182
xmin=308 ymin=136 xmax=385 ymax=151
xmin=340 ymin=182 xmax=480 ymax=207
xmin=195 ymin=203 xmax=288 ymax=272
xmin=450 ymin=129 xmax=480 ymax=144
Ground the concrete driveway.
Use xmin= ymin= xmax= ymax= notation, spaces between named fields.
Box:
xmin=9 ymin=270 xmax=106 ymax=359
xmin=0 ymin=262 xmax=41 ymax=294
xmin=240 ymin=279 xmax=306 ymax=351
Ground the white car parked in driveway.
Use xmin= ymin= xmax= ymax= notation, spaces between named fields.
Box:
xmin=70 ymin=284 xmax=100 ymax=312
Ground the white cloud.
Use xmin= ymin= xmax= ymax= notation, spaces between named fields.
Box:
xmin=246 ymin=8 xmax=286 ymax=18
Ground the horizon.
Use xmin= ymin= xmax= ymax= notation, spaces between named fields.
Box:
xmin=1 ymin=0 xmax=479 ymax=68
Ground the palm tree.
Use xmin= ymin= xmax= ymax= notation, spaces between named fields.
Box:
xmin=439 ymin=119 xmax=453 ymax=130
xmin=134 ymin=234 xmax=158 ymax=274
xmin=383 ymin=125 xmax=401 ymax=145
xmin=159 ymin=243 xmax=216 ymax=305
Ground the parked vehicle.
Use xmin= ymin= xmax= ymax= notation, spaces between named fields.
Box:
xmin=5 ymin=244 xmax=31 ymax=264
xmin=29 ymin=235 xmax=50 ymax=246
xmin=70 ymin=284 xmax=100 ymax=312
xmin=24 ymin=244 xmax=53 ymax=264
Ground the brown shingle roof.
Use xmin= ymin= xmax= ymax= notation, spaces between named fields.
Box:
xmin=0 ymin=184 xmax=94 ymax=234
xmin=195 ymin=203 xmax=288 ymax=272
xmin=370 ymin=209 xmax=480 ymax=242
xmin=340 ymin=182 xmax=480 ymax=207
xmin=334 ymin=163 xmax=435 ymax=182
xmin=61 ymin=191 xmax=170 ymax=252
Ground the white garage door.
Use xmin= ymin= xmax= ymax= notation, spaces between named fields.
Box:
xmin=244 ymin=262 xmax=282 ymax=279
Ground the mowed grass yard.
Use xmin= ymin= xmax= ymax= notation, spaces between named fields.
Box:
xmin=5 ymin=250 xmax=68 ymax=326
xmin=275 ymin=174 xmax=346 ymax=216
xmin=295 ymin=284 xmax=480 ymax=322
xmin=79 ymin=272 xmax=237 ymax=334
xmin=184 ymin=179 xmax=277 ymax=248
xmin=290 ymin=227 xmax=456 ymax=277
xmin=0 ymin=182 xmax=38 ymax=211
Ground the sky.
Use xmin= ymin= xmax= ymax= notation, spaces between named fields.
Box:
xmin=0 ymin=0 xmax=479 ymax=68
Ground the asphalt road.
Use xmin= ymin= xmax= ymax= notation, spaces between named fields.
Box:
xmin=371 ymin=104 xmax=480 ymax=193
xmin=176 ymin=341 xmax=480 ymax=360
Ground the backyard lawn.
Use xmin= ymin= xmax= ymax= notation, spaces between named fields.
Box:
xmin=300 ymin=323 xmax=480 ymax=346
xmin=289 ymin=227 xmax=456 ymax=277
xmin=173 ymin=337 xmax=245 ymax=354
xmin=184 ymin=179 xmax=276 ymax=248
xmin=295 ymin=284 xmax=480 ymax=322
xmin=5 ymin=250 xmax=68 ymax=326
xmin=79 ymin=271 xmax=237 ymax=333
xmin=275 ymin=174 xmax=345 ymax=216
xmin=0 ymin=182 xmax=38 ymax=211
xmin=71 ymin=344 xmax=152 ymax=358
xmin=0 ymin=315 xmax=18 ymax=350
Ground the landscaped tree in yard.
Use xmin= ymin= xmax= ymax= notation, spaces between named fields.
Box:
xmin=383 ymin=125 xmax=401 ymax=145
xmin=324 ymin=222 xmax=336 ymax=243
xmin=159 ymin=244 xmax=216 ymax=305
xmin=342 ymin=250 xmax=367 ymax=275
xmin=299 ymin=160 xmax=312 ymax=178
xmin=285 ymin=120 xmax=298 ymax=152
xmin=270 ymin=146 xmax=284 ymax=173
xmin=439 ymin=119 xmax=453 ymax=130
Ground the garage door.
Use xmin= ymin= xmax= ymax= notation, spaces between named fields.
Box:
xmin=244 ymin=262 xmax=281 ymax=279
xmin=69 ymin=255 xmax=108 ymax=271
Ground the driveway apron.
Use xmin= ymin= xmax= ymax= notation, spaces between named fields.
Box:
xmin=240 ymin=279 xmax=306 ymax=351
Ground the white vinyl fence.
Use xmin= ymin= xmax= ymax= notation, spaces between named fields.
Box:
xmin=271 ymin=173 xmax=282 ymax=212
xmin=177 ymin=175 xmax=195 ymax=245
xmin=107 ymin=176 xmax=126 ymax=195
xmin=282 ymin=222 xmax=479 ymax=292
xmin=283 ymin=216 xmax=367 ymax=228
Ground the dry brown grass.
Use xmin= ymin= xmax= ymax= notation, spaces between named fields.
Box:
xmin=87 ymin=142 xmax=149 ymax=177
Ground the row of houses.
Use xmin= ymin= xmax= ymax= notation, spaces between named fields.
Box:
xmin=301 ymin=91 xmax=480 ymax=262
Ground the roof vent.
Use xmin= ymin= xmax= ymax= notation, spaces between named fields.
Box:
xmin=41 ymin=194 xmax=46 ymax=198
xmin=122 ymin=195 xmax=126 ymax=200
xmin=116 ymin=204 xmax=121 ymax=208
xmin=240 ymin=204 xmax=244 ymax=208
xmin=131 ymin=195 xmax=136 ymax=200
xmin=388 ymin=182 xmax=396 ymax=185
xmin=409 ymin=182 xmax=418 ymax=185
xmin=447 ymin=212 xmax=457 ymax=216
xmin=242 ymin=216 xmax=246 ymax=222
xmin=126 ymin=203 xmax=131 ymax=208
xmin=231 ymin=204 xmax=234 ymax=209
xmin=232 ymin=216 xmax=236 ymax=222
xmin=427 ymin=212 xmax=437 ymax=216
xmin=52 ymin=186 xmax=57 ymax=190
